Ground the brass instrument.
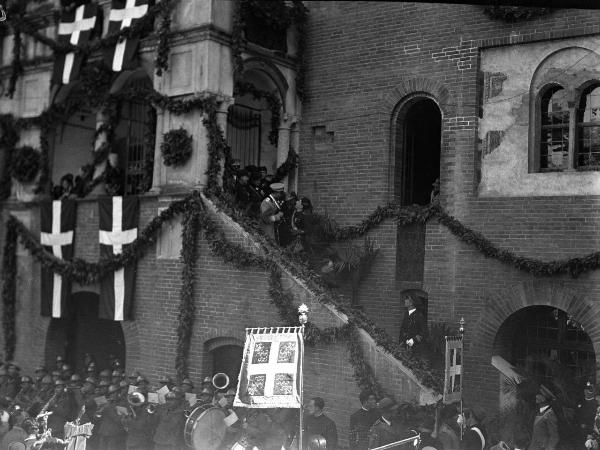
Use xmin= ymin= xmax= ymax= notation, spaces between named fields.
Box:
xmin=212 ymin=373 xmax=229 ymax=391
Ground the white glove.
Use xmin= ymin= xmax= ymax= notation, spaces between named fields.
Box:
xmin=406 ymin=338 xmax=414 ymax=347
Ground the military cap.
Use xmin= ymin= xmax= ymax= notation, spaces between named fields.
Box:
xmin=20 ymin=376 xmax=32 ymax=384
xmin=203 ymin=377 xmax=212 ymax=384
xmin=55 ymin=379 xmax=66 ymax=386
xmin=158 ymin=376 xmax=173 ymax=384
xmin=70 ymin=374 xmax=81 ymax=382
xmin=99 ymin=369 xmax=111 ymax=378
xmin=111 ymin=370 xmax=122 ymax=377
xmin=181 ymin=378 xmax=194 ymax=388
xmin=41 ymin=375 xmax=52 ymax=384
xmin=98 ymin=380 xmax=110 ymax=387
xmin=259 ymin=166 xmax=268 ymax=173
xmin=136 ymin=376 xmax=148 ymax=384
xmin=108 ymin=385 xmax=120 ymax=394
xmin=61 ymin=364 xmax=71 ymax=371
xmin=56 ymin=356 xmax=64 ymax=362
xmin=119 ymin=381 xmax=128 ymax=389
xmin=269 ymin=183 xmax=285 ymax=192
xmin=225 ymin=388 xmax=236 ymax=397
xmin=128 ymin=371 xmax=140 ymax=379
xmin=51 ymin=370 xmax=60 ymax=377
xmin=34 ymin=366 xmax=47 ymax=373
xmin=84 ymin=377 xmax=97 ymax=386
xmin=165 ymin=392 xmax=177 ymax=400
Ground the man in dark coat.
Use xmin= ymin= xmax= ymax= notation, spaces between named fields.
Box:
xmin=529 ymin=393 xmax=559 ymax=450
xmin=399 ymin=294 xmax=426 ymax=349
xmin=459 ymin=407 xmax=487 ymax=450
xmin=349 ymin=390 xmax=379 ymax=450
xmin=125 ymin=393 xmax=158 ymax=450
xmin=97 ymin=385 xmax=126 ymax=450
xmin=47 ymin=379 xmax=77 ymax=439
xmin=304 ymin=397 xmax=338 ymax=450
xmin=153 ymin=392 xmax=186 ymax=450
xmin=13 ymin=376 xmax=35 ymax=412
xmin=578 ymin=382 xmax=598 ymax=441
xmin=368 ymin=398 xmax=405 ymax=448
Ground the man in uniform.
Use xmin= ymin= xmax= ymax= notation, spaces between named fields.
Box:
xmin=78 ymin=377 xmax=97 ymax=425
xmin=304 ymin=397 xmax=338 ymax=450
xmin=368 ymin=398 xmax=404 ymax=448
xmin=33 ymin=366 xmax=47 ymax=391
xmin=158 ymin=376 xmax=174 ymax=391
xmin=136 ymin=376 xmax=149 ymax=397
xmin=125 ymin=392 xmax=157 ymax=450
xmin=111 ymin=370 xmax=124 ymax=387
xmin=153 ymin=391 xmax=186 ymax=450
xmin=128 ymin=371 xmax=140 ymax=387
xmin=349 ymin=390 xmax=379 ymax=450
xmin=579 ymin=382 xmax=598 ymax=441
xmin=98 ymin=369 xmax=111 ymax=386
xmin=180 ymin=378 xmax=194 ymax=394
xmin=30 ymin=374 xmax=54 ymax=417
xmin=3 ymin=363 xmax=20 ymax=401
xmin=55 ymin=356 xmax=65 ymax=373
xmin=97 ymin=385 xmax=126 ymax=450
xmin=399 ymin=293 xmax=426 ymax=349
xmin=260 ymin=183 xmax=286 ymax=242
xmin=13 ymin=376 xmax=35 ymax=412
xmin=47 ymin=379 xmax=77 ymax=439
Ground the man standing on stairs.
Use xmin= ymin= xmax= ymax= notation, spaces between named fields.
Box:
xmin=399 ymin=294 xmax=426 ymax=349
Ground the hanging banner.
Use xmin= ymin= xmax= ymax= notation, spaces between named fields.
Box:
xmin=234 ymin=327 xmax=304 ymax=409
xmin=443 ymin=335 xmax=463 ymax=404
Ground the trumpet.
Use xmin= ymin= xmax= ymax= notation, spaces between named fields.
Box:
xmin=212 ymin=373 xmax=229 ymax=391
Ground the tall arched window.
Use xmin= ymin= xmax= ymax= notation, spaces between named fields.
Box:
xmin=539 ymin=86 xmax=569 ymax=171
xmin=577 ymin=84 xmax=600 ymax=169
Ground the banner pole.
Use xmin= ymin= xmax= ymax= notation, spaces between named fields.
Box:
xmin=298 ymin=305 xmax=308 ymax=450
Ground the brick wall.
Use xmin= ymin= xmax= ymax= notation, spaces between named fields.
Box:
xmin=299 ymin=1 xmax=600 ymax=412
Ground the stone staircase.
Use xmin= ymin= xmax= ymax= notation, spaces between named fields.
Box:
xmin=202 ymin=194 xmax=441 ymax=406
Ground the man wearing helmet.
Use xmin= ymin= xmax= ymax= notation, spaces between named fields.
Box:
xmin=153 ymin=391 xmax=186 ymax=450
xmin=97 ymin=384 xmax=126 ymax=450
xmin=13 ymin=376 xmax=35 ymax=413
xmin=125 ymin=392 xmax=158 ymax=450
xmin=47 ymin=379 xmax=77 ymax=439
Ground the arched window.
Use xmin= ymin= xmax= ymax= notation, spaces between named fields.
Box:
xmin=539 ymin=86 xmax=569 ymax=171
xmin=113 ymin=77 xmax=156 ymax=195
xmin=577 ymin=84 xmax=600 ymax=169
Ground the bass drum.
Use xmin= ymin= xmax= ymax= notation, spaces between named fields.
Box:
xmin=184 ymin=404 xmax=227 ymax=450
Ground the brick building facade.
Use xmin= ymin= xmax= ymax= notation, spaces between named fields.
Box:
xmin=2 ymin=0 xmax=600 ymax=446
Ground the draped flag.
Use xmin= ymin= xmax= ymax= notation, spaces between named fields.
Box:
xmin=234 ymin=327 xmax=304 ymax=409
xmin=52 ymin=3 xmax=100 ymax=85
xmin=41 ymin=200 xmax=76 ymax=318
xmin=104 ymin=0 xmax=152 ymax=72
xmin=99 ymin=196 xmax=139 ymax=321
xmin=443 ymin=335 xmax=463 ymax=404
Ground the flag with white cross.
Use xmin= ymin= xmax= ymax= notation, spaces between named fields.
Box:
xmin=443 ymin=335 xmax=463 ymax=404
xmin=40 ymin=200 xmax=76 ymax=318
xmin=234 ymin=327 xmax=304 ymax=409
xmin=52 ymin=3 xmax=100 ymax=85
xmin=99 ymin=196 xmax=139 ymax=321
xmin=103 ymin=0 xmax=153 ymax=72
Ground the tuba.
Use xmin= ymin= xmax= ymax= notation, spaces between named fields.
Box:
xmin=212 ymin=373 xmax=229 ymax=391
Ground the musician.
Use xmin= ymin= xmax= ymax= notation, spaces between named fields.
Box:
xmin=304 ymin=397 xmax=338 ymax=450
xmin=152 ymin=392 xmax=186 ymax=450
xmin=260 ymin=183 xmax=286 ymax=242
xmin=158 ymin=376 xmax=174 ymax=391
xmin=97 ymin=385 xmax=126 ymax=450
xmin=459 ymin=407 xmax=487 ymax=450
xmin=127 ymin=372 xmax=140 ymax=387
xmin=29 ymin=376 xmax=53 ymax=418
xmin=13 ymin=377 xmax=35 ymax=412
xmin=125 ymin=393 xmax=157 ymax=450
xmin=135 ymin=377 xmax=149 ymax=397
xmin=111 ymin=371 xmax=124 ymax=387
xmin=86 ymin=362 xmax=98 ymax=379
xmin=98 ymin=370 xmax=111 ymax=386
xmin=46 ymin=379 xmax=77 ymax=440
xmin=33 ymin=367 xmax=47 ymax=392
xmin=349 ymin=390 xmax=379 ymax=450
xmin=54 ymin=356 xmax=65 ymax=373
xmin=1 ymin=363 xmax=20 ymax=402
xmin=77 ymin=378 xmax=97 ymax=425
xmin=399 ymin=294 xmax=426 ymax=349
xmin=248 ymin=173 xmax=268 ymax=217
xmin=220 ymin=388 xmax=243 ymax=449
xmin=180 ymin=379 xmax=194 ymax=394
xmin=368 ymin=398 xmax=404 ymax=449
xmin=1 ymin=410 xmax=28 ymax=449
xmin=579 ymin=382 xmax=599 ymax=440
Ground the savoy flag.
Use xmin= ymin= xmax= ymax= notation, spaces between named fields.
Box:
xmin=99 ymin=196 xmax=139 ymax=321
xmin=52 ymin=3 xmax=100 ymax=85
xmin=104 ymin=0 xmax=153 ymax=72
xmin=41 ymin=200 xmax=76 ymax=318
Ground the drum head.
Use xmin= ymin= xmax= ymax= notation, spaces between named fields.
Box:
xmin=186 ymin=406 xmax=227 ymax=450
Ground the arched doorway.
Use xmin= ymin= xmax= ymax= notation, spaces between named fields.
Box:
xmin=45 ymin=292 xmax=126 ymax=372
xmin=494 ymin=306 xmax=596 ymax=403
xmin=394 ymin=97 xmax=442 ymax=283
xmin=211 ymin=345 xmax=243 ymax=390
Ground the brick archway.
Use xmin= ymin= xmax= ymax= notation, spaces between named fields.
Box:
xmin=382 ymin=77 xmax=455 ymax=117
xmin=471 ymin=281 xmax=600 ymax=367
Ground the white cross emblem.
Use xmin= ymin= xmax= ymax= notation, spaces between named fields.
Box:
xmin=99 ymin=196 xmax=137 ymax=321
xmin=58 ymin=5 xmax=97 ymax=84
xmin=448 ymin=348 xmax=462 ymax=393
xmin=40 ymin=201 xmax=73 ymax=318
xmin=110 ymin=0 xmax=149 ymax=71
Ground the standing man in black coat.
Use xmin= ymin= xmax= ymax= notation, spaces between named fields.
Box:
xmin=304 ymin=397 xmax=338 ymax=449
xmin=349 ymin=390 xmax=379 ymax=450
xmin=399 ymin=294 xmax=427 ymax=349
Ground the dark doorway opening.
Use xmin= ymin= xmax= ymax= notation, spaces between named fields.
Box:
xmin=211 ymin=345 xmax=243 ymax=390
xmin=395 ymin=98 xmax=442 ymax=282
xmin=45 ymin=292 xmax=126 ymax=373
xmin=494 ymin=306 xmax=596 ymax=401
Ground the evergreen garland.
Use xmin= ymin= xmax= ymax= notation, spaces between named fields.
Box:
xmin=175 ymin=194 xmax=202 ymax=383
xmin=154 ymin=0 xmax=175 ymax=76
xmin=483 ymin=5 xmax=551 ymax=22
xmin=1 ymin=222 xmax=17 ymax=362
xmin=11 ymin=146 xmax=40 ymax=183
xmin=161 ymin=128 xmax=193 ymax=167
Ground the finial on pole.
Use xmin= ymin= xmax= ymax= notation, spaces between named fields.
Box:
xmin=459 ymin=317 xmax=465 ymax=335
xmin=298 ymin=304 xmax=308 ymax=326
